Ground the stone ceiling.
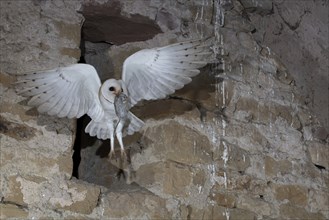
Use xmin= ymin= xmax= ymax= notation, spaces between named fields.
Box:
xmin=81 ymin=1 xmax=162 ymax=45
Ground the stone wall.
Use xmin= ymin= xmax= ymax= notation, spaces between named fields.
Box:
xmin=1 ymin=0 xmax=328 ymax=219
xmin=248 ymin=0 xmax=329 ymax=131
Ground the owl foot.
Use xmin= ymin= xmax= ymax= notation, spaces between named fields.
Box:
xmin=120 ymin=149 xmax=127 ymax=159
xmin=108 ymin=149 xmax=115 ymax=160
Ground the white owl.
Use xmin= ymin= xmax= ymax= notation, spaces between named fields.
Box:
xmin=15 ymin=39 xmax=211 ymax=157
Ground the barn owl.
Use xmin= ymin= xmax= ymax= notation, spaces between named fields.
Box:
xmin=15 ymin=39 xmax=212 ymax=158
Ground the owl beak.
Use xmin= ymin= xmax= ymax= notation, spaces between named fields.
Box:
xmin=114 ymin=89 xmax=122 ymax=96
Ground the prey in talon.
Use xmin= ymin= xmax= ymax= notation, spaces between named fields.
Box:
xmin=113 ymin=92 xmax=131 ymax=158
xmin=114 ymin=92 xmax=130 ymax=124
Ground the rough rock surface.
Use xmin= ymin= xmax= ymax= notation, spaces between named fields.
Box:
xmin=249 ymin=0 xmax=329 ymax=131
xmin=1 ymin=0 xmax=328 ymax=219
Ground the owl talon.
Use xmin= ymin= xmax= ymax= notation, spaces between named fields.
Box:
xmin=121 ymin=149 xmax=127 ymax=158
xmin=108 ymin=150 xmax=115 ymax=160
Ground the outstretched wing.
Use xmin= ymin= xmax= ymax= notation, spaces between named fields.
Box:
xmin=122 ymin=38 xmax=212 ymax=106
xmin=15 ymin=64 xmax=104 ymax=121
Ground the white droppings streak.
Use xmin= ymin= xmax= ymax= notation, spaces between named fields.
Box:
xmin=208 ymin=164 xmax=217 ymax=185
xmin=214 ymin=0 xmax=225 ymax=27
xmin=198 ymin=185 xmax=203 ymax=194
xmin=223 ymin=171 xmax=227 ymax=189
xmin=222 ymin=140 xmax=229 ymax=189
xmin=222 ymin=141 xmax=229 ymax=167
xmin=212 ymin=130 xmax=218 ymax=144
xmin=222 ymin=119 xmax=227 ymax=137
xmin=211 ymin=2 xmax=231 ymax=218
xmin=193 ymin=140 xmax=197 ymax=155
xmin=225 ymin=208 xmax=230 ymax=220
xmin=266 ymin=46 xmax=271 ymax=56
xmin=222 ymin=81 xmax=226 ymax=108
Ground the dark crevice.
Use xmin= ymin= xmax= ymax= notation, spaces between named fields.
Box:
xmin=72 ymin=116 xmax=85 ymax=179
xmin=71 ymin=31 xmax=87 ymax=179
xmin=314 ymin=164 xmax=326 ymax=171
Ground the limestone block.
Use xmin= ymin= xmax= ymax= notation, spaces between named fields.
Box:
xmin=134 ymin=162 xmax=165 ymax=188
xmin=307 ymin=141 xmax=329 ymax=169
xmin=192 ymin=168 xmax=207 ymax=186
xmin=175 ymin=70 xmax=234 ymax=112
xmin=280 ymin=203 xmax=325 ymax=220
xmin=224 ymin=122 xmax=268 ymax=153
xmin=189 ymin=205 xmax=256 ymax=220
xmin=234 ymin=96 xmax=294 ymax=125
xmin=312 ymin=127 xmax=328 ymax=142
xmin=274 ymin=184 xmax=308 ymax=207
xmin=140 ymin=120 xmax=213 ymax=165
xmin=227 ymin=173 xmax=252 ymax=191
xmin=264 ymin=156 xmax=292 ymax=177
xmin=188 ymin=205 xmax=227 ymax=220
xmin=212 ymin=171 xmax=266 ymax=197
xmin=224 ymin=10 xmax=255 ymax=32
xmin=12 ymin=176 xmax=100 ymax=215
xmin=135 ymin=161 xmax=194 ymax=198
xmin=187 ymin=79 xmax=235 ymax=114
xmin=308 ymin=189 xmax=329 ymax=215
xmin=0 ymin=204 xmax=28 ymax=219
xmin=132 ymin=99 xmax=196 ymax=121
xmin=237 ymin=32 xmax=259 ymax=51
xmin=107 ymin=44 xmax=143 ymax=79
xmin=57 ymin=180 xmax=101 ymax=215
xmin=210 ymin=192 xmax=237 ymax=208
xmin=103 ymin=190 xmax=171 ymax=219
xmin=236 ymin=194 xmax=272 ymax=216
xmin=214 ymin=141 xmax=251 ymax=172
xmin=0 ymin=145 xmax=73 ymax=179
xmin=0 ymin=116 xmax=38 ymax=141
xmin=3 ymin=175 xmax=26 ymax=206
xmin=163 ymin=162 xmax=194 ymax=198
xmin=229 ymin=208 xmax=257 ymax=220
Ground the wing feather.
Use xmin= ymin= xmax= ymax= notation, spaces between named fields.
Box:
xmin=67 ymin=90 xmax=81 ymax=119
xmin=58 ymin=82 xmax=79 ymax=118
xmin=15 ymin=64 xmax=104 ymax=121
xmin=47 ymin=79 xmax=76 ymax=116
xmin=76 ymin=95 xmax=86 ymax=118
xmin=122 ymin=38 xmax=211 ymax=105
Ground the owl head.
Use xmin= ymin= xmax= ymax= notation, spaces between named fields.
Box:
xmin=100 ymin=79 xmax=127 ymax=103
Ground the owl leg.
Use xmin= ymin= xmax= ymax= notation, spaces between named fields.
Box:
xmin=115 ymin=120 xmax=126 ymax=158
xmin=109 ymin=127 xmax=115 ymax=159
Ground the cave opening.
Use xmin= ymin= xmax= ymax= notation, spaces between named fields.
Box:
xmin=71 ymin=2 xmax=162 ymax=189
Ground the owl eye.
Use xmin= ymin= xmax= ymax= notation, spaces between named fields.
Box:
xmin=109 ymin=87 xmax=115 ymax=91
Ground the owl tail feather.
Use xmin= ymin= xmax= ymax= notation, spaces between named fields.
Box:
xmin=125 ymin=112 xmax=145 ymax=136
xmin=84 ymin=112 xmax=144 ymax=140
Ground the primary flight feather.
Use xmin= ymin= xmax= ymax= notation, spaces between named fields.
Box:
xmin=15 ymin=38 xmax=212 ymax=157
